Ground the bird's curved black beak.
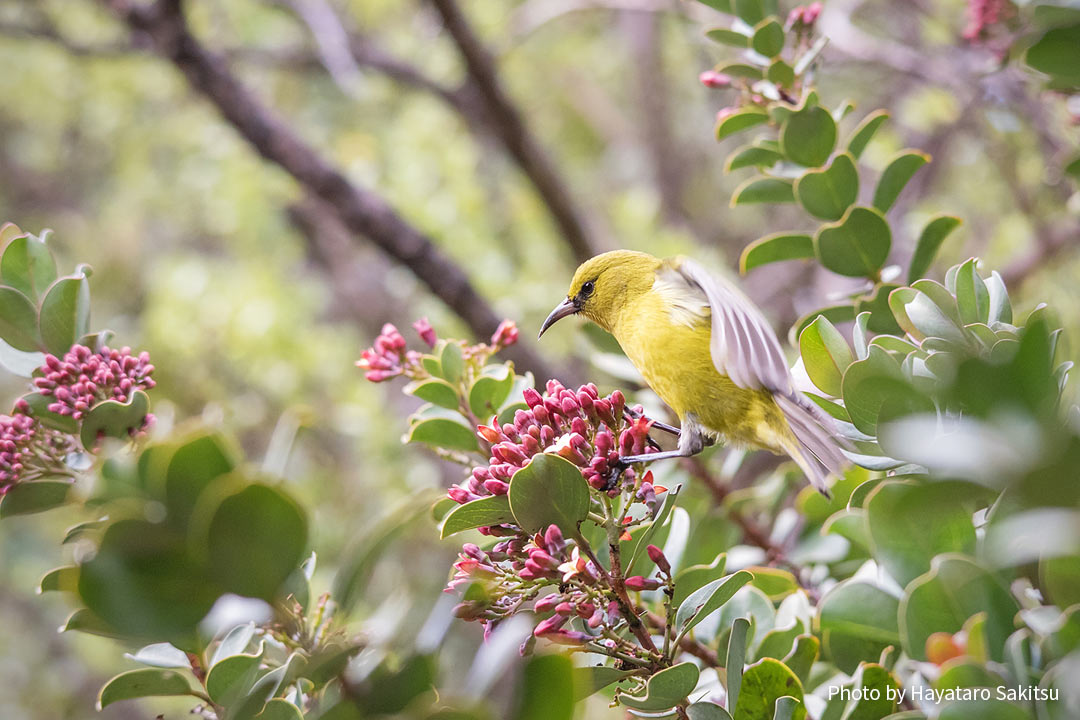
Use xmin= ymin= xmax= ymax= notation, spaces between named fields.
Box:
xmin=538 ymin=297 xmax=578 ymax=339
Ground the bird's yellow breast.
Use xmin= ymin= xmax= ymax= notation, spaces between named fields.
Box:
xmin=609 ymin=288 xmax=786 ymax=449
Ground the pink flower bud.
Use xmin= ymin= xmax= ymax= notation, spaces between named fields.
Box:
xmin=647 ymin=545 xmax=671 ymax=574
xmin=554 ymin=602 xmax=575 ymax=616
xmin=624 ymin=576 xmax=662 ymax=592
xmin=483 ymin=479 xmax=510 ymax=495
xmin=491 ymin=319 xmax=519 ymax=348
xmin=533 ymin=614 xmax=569 ymax=636
xmin=543 ymin=525 xmax=564 ymax=552
xmin=523 ymin=387 xmax=544 ymax=410
xmin=534 ymin=593 xmax=561 ymax=613
xmin=699 ymin=70 xmax=732 ymax=88
xmin=412 ymin=317 xmax=437 ymax=348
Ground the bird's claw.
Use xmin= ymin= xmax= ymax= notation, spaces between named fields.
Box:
xmin=602 ymin=458 xmax=629 ymax=491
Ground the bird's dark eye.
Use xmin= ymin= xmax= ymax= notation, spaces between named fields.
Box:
xmin=581 ymin=280 xmax=595 ymax=298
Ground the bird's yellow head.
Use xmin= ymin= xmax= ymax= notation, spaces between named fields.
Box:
xmin=539 ymin=250 xmax=661 ymax=337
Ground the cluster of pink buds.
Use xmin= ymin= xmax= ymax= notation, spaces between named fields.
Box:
xmin=786 ymin=1 xmax=822 ymax=29
xmin=962 ymin=0 xmax=1013 ymax=42
xmin=34 ymin=345 xmax=155 ymax=422
xmin=449 ymin=380 xmax=660 ymax=518
xmin=0 ymin=412 xmax=36 ymax=492
xmin=356 ymin=323 xmax=422 ymax=383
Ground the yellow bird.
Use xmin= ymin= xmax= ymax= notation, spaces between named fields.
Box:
xmin=539 ymin=250 xmax=848 ymax=496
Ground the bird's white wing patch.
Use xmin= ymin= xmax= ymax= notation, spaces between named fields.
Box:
xmin=666 ymin=257 xmax=792 ymax=393
xmin=653 ymin=264 xmax=710 ymax=328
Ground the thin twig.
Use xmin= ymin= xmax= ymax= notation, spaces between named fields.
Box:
xmin=99 ymin=0 xmax=563 ymax=382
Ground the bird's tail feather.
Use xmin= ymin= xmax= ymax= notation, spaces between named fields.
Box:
xmin=774 ymin=392 xmax=850 ymax=498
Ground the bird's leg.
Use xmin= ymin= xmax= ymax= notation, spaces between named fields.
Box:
xmin=622 ymin=407 xmax=681 ymax=437
xmin=604 ymin=426 xmax=707 ymax=489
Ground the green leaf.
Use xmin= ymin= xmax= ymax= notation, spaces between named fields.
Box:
xmin=407 ymin=378 xmax=460 ymax=411
xmin=841 ymin=345 xmax=927 ymax=435
xmin=688 ymin=702 xmax=733 ymax=720
xmin=773 ymin=697 xmax=803 ymax=720
xmin=468 ymin=365 xmax=514 ymax=418
xmin=767 ymin=60 xmax=795 ymax=88
xmin=781 ymin=636 xmax=818 ymax=685
xmin=1041 ymin=554 xmax=1080 ymax=607
xmin=872 ymin=151 xmax=930 ymax=213
xmin=707 ymin=28 xmax=750 ymax=47
xmin=855 ymin=284 xmax=904 ymax=335
xmin=890 ymin=281 xmax=966 ymax=344
xmin=754 ymin=622 xmax=802 ymax=661
xmin=572 ymin=666 xmax=635 ymax=702
xmin=98 ymin=668 xmax=197 ymax=709
xmin=619 ymin=662 xmax=700 ymax=712
xmin=79 ymin=390 xmax=151 ymax=451
xmin=259 ymin=699 xmax=304 ymax=720
xmin=794 ymin=153 xmax=859 ymax=221
xmin=727 ymin=617 xmax=750 ymax=709
xmin=695 ymin=0 xmax=733 ymax=12
xmin=953 ymin=258 xmax=989 ymax=325
xmin=201 ymin=483 xmax=308 ymax=600
xmin=79 ymin=519 xmax=221 ymax=642
xmin=124 ymin=642 xmax=191 ymax=669
xmin=818 ymin=581 xmax=900 ymax=675
xmin=716 ymin=107 xmax=770 ymax=141
xmin=733 ymin=658 xmax=806 ymax=720
xmin=0 ymin=479 xmax=72 ymax=518
xmin=865 ymin=481 xmax=977 ymax=587
xmin=740 ymin=234 xmax=813 ymax=273
xmin=508 ymin=454 xmax=590 ymax=534
xmin=163 ymin=432 xmax=237 ymax=529
xmin=908 ymin=216 xmax=961 ymax=282
xmin=734 ymin=0 xmax=765 ymax=25
xmin=726 ymin=144 xmax=783 ymax=173
xmin=717 ymin=62 xmax=766 ymax=80
xmin=844 ymin=664 xmax=899 ymax=720
xmin=846 ymin=111 xmax=889 ymax=160
xmin=1 ymin=234 xmax=57 ymax=302
xmin=440 ymin=495 xmax=515 ymax=538
xmin=440 ymin=342 xmax=464 ymax=384
xmin=38 ymin=273 xmax=91 ymax=356
xmin=938 ymin=699 xmax=1029 ymax=720
xmin=799 ymin=315 xmax=854 ymax=397
xmin=38 ymin=565 xmax=79 ymax=593
xmin=514 ymin=654 xmax=574 ymax=720
xmin=212 ymin=622 xmax=256 ymax=665
xmin=0 ymin=286 xmax=41 ymax=351
xmin=732 ymin=178 xmax=795 ymax=205
xmin=407 ymin=417 xmax=480 ymax=453
xmin=789 ymin=305 xmax=857 ymax=346
xmin=781 ymin=105 xmax=837 ymax=167
xmin=752 ymin=19 xmax=785 ymax=57
xmin=206 ymin=649 xmax=263 ymax=704
xmin=815 ymin=206 xmax=891 ymax=278
xmin=675 ymin=571 xmax=754 ymax=636
xmin=1025 ymin=25 xmax=1080 ymax=86
xmin=900 ymin=555 xmax=1019 ymax=662
xmin=672 ymin=553 xmax=727 ymax=607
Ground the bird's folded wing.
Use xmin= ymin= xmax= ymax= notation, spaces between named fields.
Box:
xmin=663 ymin=257 xmax=793 ymax=394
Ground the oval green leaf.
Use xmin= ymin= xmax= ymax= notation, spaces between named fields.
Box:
xmin=0 ymin=479 xmax=72 ymax=518
xmin=752 ymin=19 xmax=785 ymax=57
xmin=716 ymin=107 xmax=770 ymax=141
xmin=780 ymin=105 xmax=837 ymax=167
xmin=0 ymin=285 xmax=41 ymax=351
xmin=732 ymin=658 xmax=806 ymax=720
xmin=675 ymin=570 xmax=754 ymax=636
xmin=732 ymin=178 xmax=795 ymax=206
xmin=799 ymin=315 xmax=854 ymax=397
xmin=908 ymin=215 xmax=961 ymax=282
xmin=846 ymin=110 xmax=889 ymax=160
xmin=407 ymin=378 xmax=460 ymax=411
xmin=407 ymin=417 xmax=480 ymax=453
xmin=794 ymin=153 xmax=859 ymax=221
xmin=38 ymin=273 xmax=91 ymax=356
xmin=98 ymin=668 xmax=196 ymax=709
xmin=740 ymin=234 xmax=813 ymax=274
xmin=814 ymin=206 xmax=891 ymax=278
xmin=440 ymin=494 xmax=515 ymax=538
xmin=1 ymin=234 xmax=57 ymax=302
xmin=619 ymin=662 xmax=700 ymax=712
xmin=508 ymin=454 xmax=590 ymax=534
xmin=873 ymin=151 xmax=930 ymax=213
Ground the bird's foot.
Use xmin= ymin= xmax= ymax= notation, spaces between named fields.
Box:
xmin=602 ymin=458 xmax=629 ymax=492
